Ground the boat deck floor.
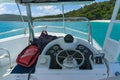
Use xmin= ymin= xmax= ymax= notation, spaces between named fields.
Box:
xmin=0 ymin=65 xmax=10 ymax=80
xmin=0 ymin=64 xmax=15 ymax=80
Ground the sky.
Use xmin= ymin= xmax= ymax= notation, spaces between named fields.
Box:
xmin=0 ymin=0 xmax=109 ymax=17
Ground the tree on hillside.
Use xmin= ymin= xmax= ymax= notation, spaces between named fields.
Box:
xmin=34 ymin=0 xmax=117 ymax=20
xmin=64 ymin=0 xmax=116 ymax=20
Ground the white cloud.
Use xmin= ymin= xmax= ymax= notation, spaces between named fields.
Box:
xmin=21 ymin=10 xmax=27 ymax=16
xmin=0 ymin=3 xmax=61 ymax=16
xmin=79 ymin=4 xmax=84 ymax=8
xmin=35 ymin=6 xmax=61 ymax=16
xmin=0 ymin=3 xmax=18 ymax=14
xmin=11 ymin=10 xmax=26 ymax=16
xmin=65 ymin=9 xmax=74 ymax=13
xmin=0 ymin=3 xmax=26 ymax=16
xmin=0 ymin=3 xmax=7 ymax=14
xmin=0 ymin=3 xmax=79 ymax=17
xmin=37 ymin=6 xmax=55 ymax=11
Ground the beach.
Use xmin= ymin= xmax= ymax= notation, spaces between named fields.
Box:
xmin=90 ymin=20 xmax=110 ymax=22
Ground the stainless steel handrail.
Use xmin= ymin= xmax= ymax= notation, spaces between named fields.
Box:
xmin=0 ymin=28 xmax=24 ymax=35
xmin=34 ymin=26 xmax=88 ymax=38
xmin=0 ymin=25 xmax=89 ymax=41
xmin=33 ymin=17 xmax=93 ymax=44
xmin=34 ymin=25 xmax=88 ymax=35
xmin=0 ymin=48 xmax=12 ymax=69
xmin=0 ymin=17 xmax=93 ymax=44
xmin=65 ymin=27 xmax=88 ymax=36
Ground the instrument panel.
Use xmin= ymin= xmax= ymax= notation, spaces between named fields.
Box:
xmin=76 ymin=44 xmax=93 ymax=69
xmin=46 ymin=44 xmax=63 ymax=69
xmin=46 ymin=44 xmax=93 ymax=69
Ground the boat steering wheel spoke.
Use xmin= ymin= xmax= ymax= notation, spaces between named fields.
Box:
xmin=58 ymin=55 xmax=67 ymax=59
xmin=56 ymin=50 xmax=85 ymax=69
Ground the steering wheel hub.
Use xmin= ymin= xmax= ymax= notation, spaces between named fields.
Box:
xmin=56 ymin=50 xmax=85 ymax=69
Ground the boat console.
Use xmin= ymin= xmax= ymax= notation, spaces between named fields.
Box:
xmin=38 ymin=34 xmax=101 ymax=70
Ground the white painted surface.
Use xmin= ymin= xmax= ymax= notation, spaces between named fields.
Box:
xmin=0 ymin=33 xmax=119 ymax=80
xmin=103 ymin=38 xmax=120 ymax=62
xmin=0 ymin=35 xmax=28 ymax=66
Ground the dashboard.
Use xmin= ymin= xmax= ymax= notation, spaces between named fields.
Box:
xmin=40 ymin=34 xmax=101 ymax=70
xmin=46 ymin=44 xmax=63 ymax=69
xmin=46 ymin=44 xmax=93 ymax=69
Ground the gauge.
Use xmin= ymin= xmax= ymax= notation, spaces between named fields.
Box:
xmin=57 ymin=50 xmax=61 ymax=53
xmin=53 ymin=46 xmax=59 ymax=50
xmin=84 ymin=50 xmax=88 ymax=53
xmin=78 ymin=46 xmax=84 ymax=50
xmin=49 ymin=50 xmax=54 ymax=54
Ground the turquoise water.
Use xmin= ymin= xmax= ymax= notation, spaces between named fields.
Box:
xmin=0 ymin=21 xmax=120 ymax=47
xmin=91 ymin=22 xmax=120 ymax=46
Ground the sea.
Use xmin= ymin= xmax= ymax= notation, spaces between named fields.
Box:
xmin=0 ymin=21 xmax=120 ymax=47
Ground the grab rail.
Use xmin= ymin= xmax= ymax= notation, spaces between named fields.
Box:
xmin=0 ymin=48 xmax=12 ymax=69
xmin=34 ymin=26 xmax=89 ymax=40
xmin=65 ymin=27 xmax=88 ymax=36
xmin=0 ymin=25 xmax=89 ymax=41
xmin=0 ymin=25 xmax=92 ymax=44
xmin=33 ymin=17 xmax=93 ymax=44
xmin=0 ymin=28 xmax=25 ymax=35
xmin=34 ymin=25 xmax=88 ymax=36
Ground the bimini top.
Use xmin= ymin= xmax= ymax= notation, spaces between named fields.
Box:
xmin=17 ymin=0 xmax=96 ymax=5
xmin=17 ymin=0 xmax=95 ymax=3
xmin=0 ymin=0 xmax=95 ymax=5
xmin=0 ymin=0 xmax=109 ymax=5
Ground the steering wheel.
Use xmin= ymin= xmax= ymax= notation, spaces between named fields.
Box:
xmin=56 ymin=50 xmax=85 ymax=69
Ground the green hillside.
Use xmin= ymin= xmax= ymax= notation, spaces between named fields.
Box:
xmin=64 ymin=0 xmax=116 ymax=20
xmin=0 ymin=14 xmax=27 ymax=21
xmin=35 ymin=0 xmax=116 ymax=20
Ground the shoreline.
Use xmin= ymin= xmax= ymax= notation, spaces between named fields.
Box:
xmin=90 ymin=20 xmax=110 ymax=22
